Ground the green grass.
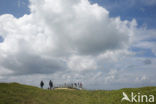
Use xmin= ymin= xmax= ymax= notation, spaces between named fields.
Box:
xmin=0 ymin=83 xmax=156 ymax=104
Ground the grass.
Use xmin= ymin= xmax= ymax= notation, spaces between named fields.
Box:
xmin=0 ymin=83 xmax=156 ymax=104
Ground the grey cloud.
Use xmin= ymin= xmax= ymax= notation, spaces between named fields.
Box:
xmin=74 ymin=24 xmax=129 ymax=55
xmin=0 ymin=53 xmax=66 ymax=75
xmin=143 ymin=59 xmax=152 ymax=65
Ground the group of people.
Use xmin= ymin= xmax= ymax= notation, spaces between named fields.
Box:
xmin=40 ymin=80 xmax=53 ymax=89
xmin=40 ymin=80 xmax=83 ymax=89
xmin=72 ymin=82 xmax=83 ymax=88
xmin=60 ymin=82 xmax=83 ymax=89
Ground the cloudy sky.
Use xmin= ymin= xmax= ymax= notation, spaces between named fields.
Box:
xmin=0 ymin=0 xmax=156 ymax=89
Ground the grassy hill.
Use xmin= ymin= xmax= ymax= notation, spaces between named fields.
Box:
xmin=0 ymin=83 xmax=156 ymax=104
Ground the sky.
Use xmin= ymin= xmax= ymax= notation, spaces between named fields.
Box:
xmin=0 ymin=0 xmax=156 ymax=89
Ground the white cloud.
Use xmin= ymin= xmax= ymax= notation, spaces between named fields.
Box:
xmin=0 ymin=0 xmax=135 ymax=74
xmin=68 ymin=55 xmax=97 ymax=71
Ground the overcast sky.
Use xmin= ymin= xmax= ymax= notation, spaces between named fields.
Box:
xmin=0 ymin=0 xmax=156 ymax=89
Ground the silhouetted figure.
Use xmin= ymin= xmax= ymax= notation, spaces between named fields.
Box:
xmin=80 ymin=83 xmax=82 ymax=88
xmin=40 ymin=81 xmax=44 ymax=88
xmin=71 ymin=83 xmax=73 ymax=88
xmin=64 ymin=83 xmax=67 ymax=88
xmin=74 ymin=83 xmax=77 ymax=87
xmin=49 ymin=80 xmax=53 ymax=90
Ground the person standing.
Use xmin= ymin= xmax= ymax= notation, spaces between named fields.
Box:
xmin=49 ymin=80 xmax=53 ymax=90
xmin=80 ymin=83 xmax=82 ymax=88
xmin=40 ymin=80 xmax=44 ymax=89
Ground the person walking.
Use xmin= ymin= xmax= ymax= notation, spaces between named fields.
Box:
xmin=49 ymin=80 xmax=53 ymax=90
xmin=40 ymin=80 xmax=44 ymax=89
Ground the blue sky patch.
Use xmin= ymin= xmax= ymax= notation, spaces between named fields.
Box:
xmin=90 ymin=0 xmax=156 ymax=29
xmin=0 ymin=0 xmax=30 ymax=18
xmin=130 ymin=47 xmax=156 ymax=57
xmin=0 ymin=36 xmax=4 ymax=43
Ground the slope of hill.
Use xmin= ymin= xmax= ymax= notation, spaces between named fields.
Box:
xmin=0 ymin=83 xmax=156 ymax=104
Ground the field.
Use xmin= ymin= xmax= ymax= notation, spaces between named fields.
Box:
xmin=0 ymin=83 xmax=156 ymax=104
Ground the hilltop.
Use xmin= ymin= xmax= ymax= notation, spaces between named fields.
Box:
xmin=0 ymin=83 xmax=156 ymax=104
